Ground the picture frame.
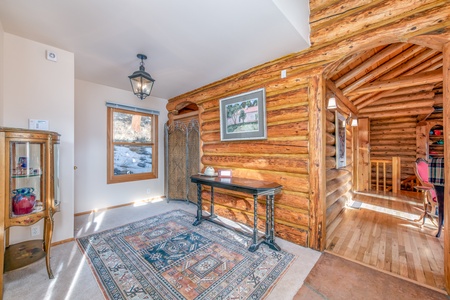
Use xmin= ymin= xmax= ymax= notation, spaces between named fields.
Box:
xmin=335 ymin=111 xmax=347 ymax=168
xmin=219 ymin=88 xmax=267 ymax=141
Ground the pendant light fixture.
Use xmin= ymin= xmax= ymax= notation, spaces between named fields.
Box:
xmin=129 ymin=54 xmax=155 ymax=100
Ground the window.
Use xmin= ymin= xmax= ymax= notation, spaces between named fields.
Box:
xmin=107 ymin=106 xmax=158 ymax=184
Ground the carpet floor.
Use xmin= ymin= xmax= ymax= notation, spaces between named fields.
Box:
xmin=76 ymin=209 xmax=295 ymax=299
xmin=3 ymin=200 xmax=320 ymax=299
xmin=293 ymin=252 xmax=449 ymax=300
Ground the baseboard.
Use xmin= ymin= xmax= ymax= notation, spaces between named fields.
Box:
xmin=74 ymin=195 xmax=167 ymax=217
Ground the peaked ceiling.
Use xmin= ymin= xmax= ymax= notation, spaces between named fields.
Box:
xmin=0 ymin=0 xmax=310 ymax=99
xmin=327 ymin=42 xmax=443 ymax=121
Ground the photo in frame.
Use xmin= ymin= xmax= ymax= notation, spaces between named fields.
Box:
xmin=219 ymin=88 xmax=267 ymax=141
xmin=335 ymin=111 xmax=347 ymax=168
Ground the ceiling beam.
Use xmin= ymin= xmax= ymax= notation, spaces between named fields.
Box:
xmin=348 ymin=69 xmax=442 ymax=96
xmin=343 ymin=46 xmax=429 ymax=94
xmin=334 ymin=43 xmax=405 ymax=87
xmin=326 ymin=80 xmax=357 ymax=115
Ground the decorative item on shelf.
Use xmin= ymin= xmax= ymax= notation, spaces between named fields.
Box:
xmin=437 ymin=139 xmax=444 ymax=145
xmin=18 ymin=156 xmax=27 ymax=168
xmin=430 ymin=130 xmax=434 ymax=135
xmin=204 ymin=166 xmax=215 ymax=176
xmin=129 ymin=54 xmax=155 ymax=100
xmin=434 ymin=129 xmax=442 ymax=135
xmin=12 ymin=187 xmax=36 ymax=215
xmin=218 ymin=169 xmax=232 ymax=178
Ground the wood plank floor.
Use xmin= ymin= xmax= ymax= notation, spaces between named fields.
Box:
xmin=326 ymin=191 xmax=445 ymax=291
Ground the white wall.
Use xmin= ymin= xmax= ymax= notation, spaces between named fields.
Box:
xmin=3 ymin=33 xmax=75 ymax=243
xmin=75 ymin=79 xmax=168 ymax=213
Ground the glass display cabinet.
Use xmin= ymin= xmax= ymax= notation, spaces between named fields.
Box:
xmin=0 ymin=127 xmax=60 ymax=294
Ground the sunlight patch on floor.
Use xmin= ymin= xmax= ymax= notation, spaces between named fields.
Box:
xmin=353 ymin=201 xmax=438 ymax=227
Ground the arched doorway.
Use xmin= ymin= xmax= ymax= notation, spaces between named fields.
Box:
xmin=321 ymin=41 xmax=447 ymax=291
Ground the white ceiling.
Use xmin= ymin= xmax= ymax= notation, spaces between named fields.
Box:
xmin=0 ymin=0 xmax=310 ymax=99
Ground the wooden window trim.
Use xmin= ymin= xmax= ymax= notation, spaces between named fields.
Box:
xmin=107 ymin=107 xmax=158 ymax=184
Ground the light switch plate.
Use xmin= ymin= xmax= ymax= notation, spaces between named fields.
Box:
xmin=29 ymin=119 xmax=49 ymax=130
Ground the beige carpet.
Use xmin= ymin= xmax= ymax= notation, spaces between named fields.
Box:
xmin=294 ymin=252 xmax=449 ymax=300
xmin=3 ymin=200 xmax=320 ymax=299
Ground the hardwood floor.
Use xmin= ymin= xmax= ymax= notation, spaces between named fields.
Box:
xmin=326 ymin=191 xmax=445 ymax=291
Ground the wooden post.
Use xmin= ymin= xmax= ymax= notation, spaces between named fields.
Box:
xmin=308 ymin=74 xmax=326 ymax=251
xmin=357 ymin=118 xmax=370 ymax=191
xmin=416 ymin=123 xmax=428 ymax=159
xmin=392 ymin=157 xmax=401 ymax=192
xmin=442 ymin=41 xmax=450 ymax=295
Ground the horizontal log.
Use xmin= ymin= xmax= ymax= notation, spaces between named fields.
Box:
xmin=359 ymin=107 xmax=434 ymax=119
xmin=199 ymin=204 xmax=308 ymax=246
xmin=359 ymin=99 xmax=435 ymax=114
xmin=201 ymin=121 xmax=309 ymax=142
xmin=370 ymin=122 xmax=418 ymax=131
xmin=371 ymin=145 xmax=417 ymax=152
xmin=370 ymin=133 xmax=415 ymax=140
xmin=370 ymin=116 xmax=418 ymax=125
xmin=366 ymin=91 xmax=435 ymax=107
xmin=326 ymin=120 xmax=335 ymax=133
xmin=201 ymin=155 xmax=309 ymax=174
xmin=326 ymin=168 xmax=350 ymax=181
xmin=326 ymin=132 xmax=336 ymax=145
xmin=326 ymin=157 xmax=337 ymax=169
xmin=326 ymin=145 xmax=336 ymax=157
xmin=326 ymin=197 xmax=347 ymax=228
xmin=326 ymin=181 xmax=352 ymax=208
xmin=349 ymin=69 xmax=442 ymax=96
xmin=326 ymin=172 xmax=352 ymax=197
xmin=203 ymin=140 xmax=308 ymax=155
xmin=370 ymin=127 xmax=416 ymax=135
xmin=326 ymin=110 xmax=335 ymax=122
xmin=201 ymin=192 xmax=309 ymax=228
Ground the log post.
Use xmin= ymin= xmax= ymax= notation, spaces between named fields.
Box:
xmin=442 ymin=41 xmax=450 ymax=295
xmin=392 ymin=156 xmax=401 ymax=192
xmin=308 ymin=74 xmax=326 ymax=251
xmin=357 ymin=118 xmax=370 ymax=191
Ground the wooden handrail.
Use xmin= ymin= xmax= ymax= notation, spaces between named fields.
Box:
xmin=370 ymin=157 xmax=401 ymax=192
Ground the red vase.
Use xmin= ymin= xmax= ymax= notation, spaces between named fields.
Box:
xmin=12 ymin=188 xmax=36 ymax=215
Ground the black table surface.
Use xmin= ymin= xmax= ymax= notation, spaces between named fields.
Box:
xmin=190 ymin=174 xmax=282 ymax=195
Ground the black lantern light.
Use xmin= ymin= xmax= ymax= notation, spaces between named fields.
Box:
xmin=129 ymin=54 xmax=155 ymax=100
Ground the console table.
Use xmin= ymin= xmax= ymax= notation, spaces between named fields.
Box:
xmin=190 ymin=175 xmax=282 ymax=252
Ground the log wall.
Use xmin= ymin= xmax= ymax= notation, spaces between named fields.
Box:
xmin=370 ymin=117 xmax=418 ymax=188
xmin=167 ymin=1 xmax=450 ymax=250
xmin=325 ymin=108 xmax=353 ymax=230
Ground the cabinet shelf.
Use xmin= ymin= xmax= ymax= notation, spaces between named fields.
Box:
xmin=11 ymin=174 xmax=42 ymax=179
xmin=4 ymin=240 xmax=46 ymax=273
xmin=0 ymin=127 xmax=60 ymax=291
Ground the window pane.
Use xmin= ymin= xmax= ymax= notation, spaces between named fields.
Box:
xmin=113 ymin=145 xmax=152 ymax=175
xmin=113 ymin=111 xmax=152 ymax=143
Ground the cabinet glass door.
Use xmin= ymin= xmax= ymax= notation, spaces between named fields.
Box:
xmin=9 ymin=141 xmax=45 ymax=217
xmin=53 ymin=142 xmax=61 ymax=209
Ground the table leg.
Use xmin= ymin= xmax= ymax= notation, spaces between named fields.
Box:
xmin=193 ymin=183 xmax=203 ymax=226
xmin=248 ymin=194 xmax=259 ymax=252
xmin=210 ymin=186 xmax=217 ymax=218
xmin=267 ymin=193 xmax=280 ymax=251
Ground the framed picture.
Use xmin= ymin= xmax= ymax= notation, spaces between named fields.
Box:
xmin=219 ymin=88 xmax=267 ymax=141
xmin=335 ymin=111 xmax=347 ymax=168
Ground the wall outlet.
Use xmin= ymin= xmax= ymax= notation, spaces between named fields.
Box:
xmin=31 ymin=225 xmax=40 ymax=237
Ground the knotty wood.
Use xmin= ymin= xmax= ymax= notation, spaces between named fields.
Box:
xmin=442 ymin=41 xmax=450 ymax=294
xmin=348 ymin=70 xmax=443 ymax=96
xmin=309 ymin=75 xmax=327 ymax=250
xmin=326 ymin=192 xmax=445 ymax=291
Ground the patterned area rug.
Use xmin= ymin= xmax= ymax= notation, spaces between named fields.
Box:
xmin=76 ymin=210 xmax=295 ymax=300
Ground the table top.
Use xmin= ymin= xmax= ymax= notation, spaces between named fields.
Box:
xmin=190 ymin=175 xmax=282 ymax=195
